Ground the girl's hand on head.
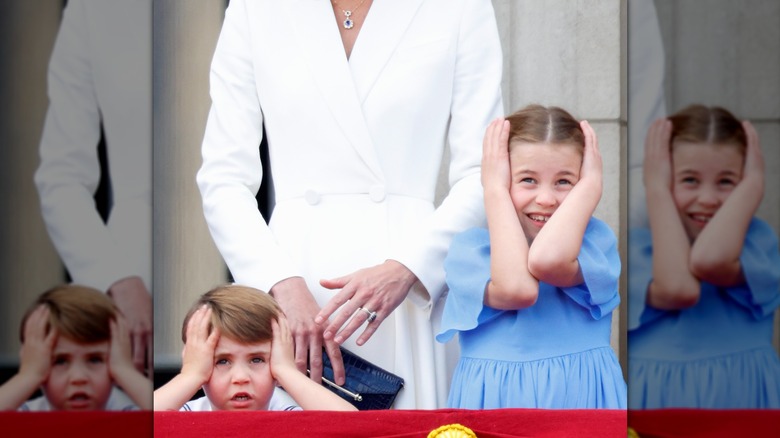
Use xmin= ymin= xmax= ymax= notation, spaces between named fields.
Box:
xmin=181 ymin=306 xmax=219 ymax=385
xmin=578 ymin=120 xmax=603 ymax=194
xmin=481 ymin=118 xmax=512 ymax=194
xmin=108 ymin=314 xmax=135 ymax=377
xmin=18 ymin=305 xmax=57 ymax=384
xmin=741 ymin=121 xmax=765 ymax=193
xmin=643 ymin=118 xmax=673 ymax=193
xmin=270 ymin=316 xmax=296 ymax=378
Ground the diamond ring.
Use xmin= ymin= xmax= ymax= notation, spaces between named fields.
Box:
xmin=358 ymin=307 xmax=378 ymax=323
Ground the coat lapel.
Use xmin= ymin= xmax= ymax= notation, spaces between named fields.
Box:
xmin=284 ymin=0 xmax=384 ymax=180
xmin=349 ymin=0 xmax=425 ymax=104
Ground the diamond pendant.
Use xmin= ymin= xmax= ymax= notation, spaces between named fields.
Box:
xmin=343 ymin=10 xmax=354 ymax=29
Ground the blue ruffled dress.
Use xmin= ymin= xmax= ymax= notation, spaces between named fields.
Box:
xmin=628 ymin=218 xmax=780 ymax=409
xmin=437 ymin=218 xmax=627 ymax=409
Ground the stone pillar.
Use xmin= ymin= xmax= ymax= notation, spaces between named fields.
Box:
xmin=153 ymin=0 xmax=228 ymax=367
xmin=0 ymin=2 xmax=64 ymax=365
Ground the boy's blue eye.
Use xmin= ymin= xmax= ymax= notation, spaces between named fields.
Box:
xmin=53 ymin=357 xmax=67 ymax=366
xmin=681 ymin=176 xmax=697 ymax=184
xmin=215 ymin=358 xmax=229 ymax=365
xmin=250 ymin=357 xmax=265 ymax=364
xmin=88 ymin=356 xmax=105 ymax=364
xmin=557 ymin=179 xmax=572 ymax=186
xmin=520 ymin=177 xmax=535 ymax=184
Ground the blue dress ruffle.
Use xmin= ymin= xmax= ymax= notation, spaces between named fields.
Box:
xmin=437 ymin=218 xmax=626 ymax=409
xmin=628 ymin=218 xmax=780 ymax=408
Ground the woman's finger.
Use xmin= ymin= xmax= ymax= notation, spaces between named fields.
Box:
xmin=333 ymin=303 xmax=378 ymax=344
xmin=322 ymin=287 xmax=361 ymax=341
xmin=315 ymin=280 xmax=355 ymax=324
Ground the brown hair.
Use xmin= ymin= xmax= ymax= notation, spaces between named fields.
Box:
xmin=20 ymin=285 xmax=119 ymax=343
xmin=505 ymin=104 xmax=585 ymax=152
xmin=181 ymin=284 xmax=281 ymax=344
xmin=668 ymin=105 xmax=746 ymax=153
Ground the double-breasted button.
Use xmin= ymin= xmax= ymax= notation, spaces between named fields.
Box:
xmin=369 ymin=185 xmax=386 ymax=203
xmin=304 ymin=190 xmax=321 ymax=205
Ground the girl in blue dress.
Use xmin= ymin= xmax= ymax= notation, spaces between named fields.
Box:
xmin=437 ymin=105 xmax=627 ymax=409
xmin=629 ymin=105 xmax=780 ymax=408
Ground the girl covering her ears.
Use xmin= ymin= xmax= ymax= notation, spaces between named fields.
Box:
xmin=437 ymin=105 xmax=627 ymax=409
xmin=628 ymin=105 xmax=780 ymax=408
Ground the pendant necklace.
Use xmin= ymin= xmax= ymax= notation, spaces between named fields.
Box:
xmin=332 ymin=0 xmax=368 ymax=30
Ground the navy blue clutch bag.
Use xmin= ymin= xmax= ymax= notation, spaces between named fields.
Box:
xmin=318 ymin=347 xmax=405 ymax=410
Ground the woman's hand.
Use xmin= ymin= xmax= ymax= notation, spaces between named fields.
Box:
xmin=643 ymin=118 xmax=673 ymax=194
xmin=270 ymin=277 xmax=345 ymax=385
xmin=107 ymin=276 xmax=152 ymax=374
xmin=315 ymin=260 xmax=418 ymax=346
xmin=481 ymin=118 xmax=512 ymax=194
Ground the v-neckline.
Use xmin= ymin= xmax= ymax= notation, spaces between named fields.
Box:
xmin=334 ymin=0 xmax=374 ymax=61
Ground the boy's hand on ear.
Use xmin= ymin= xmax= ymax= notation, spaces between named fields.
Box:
xmin=108 ymin=315 xmax=136 ymax=378
xmin=181 ymin=306 xmax=219 ymax=385
xmin=18 ymin=305 xmax=57 ymax=385
xmin=270 ymin=316 xmax=297 ymax=379
xmin=0 ymin=306 xmax=57 ymax=410
xmin=109 ymin=315 xmax=153 ymax=410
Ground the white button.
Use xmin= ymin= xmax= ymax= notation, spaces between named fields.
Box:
xmin=369 ymin=185 xmax=386 ymax=202
xmin=304 ymin=190 xmax=321 ymax=205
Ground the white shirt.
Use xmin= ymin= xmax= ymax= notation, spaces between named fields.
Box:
xmin=19 ymin=387 xmax=137 ymax=411
xmin=180 ymin=388 xmax=301 ymax=412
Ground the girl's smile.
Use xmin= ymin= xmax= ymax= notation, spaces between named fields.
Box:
xmin=509 ymin=142 xmax=582 ymax=242
xmin=671 ymin=141 xmax=743 ymax=241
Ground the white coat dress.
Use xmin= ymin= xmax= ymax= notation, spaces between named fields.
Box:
xmin=34 ymin=0 xmax=152 ymax=292
xmin=197 ymin=0 xmax=503 ymax=409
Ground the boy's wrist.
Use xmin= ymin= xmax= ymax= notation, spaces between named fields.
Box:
xmin=272 ymin=364 xmax=302 ymax=385
xmin=16 ymin=370 xmax=47 ymax=391
xmin=177 ymin=370 xmax=211 ymax=391
xmin=18 ymin=366 xmax=48 ymax=387
xmin=111 ymin=362 xmax=144 ymax=382
xmin=179 ymin=366 xmax=211 ymax=387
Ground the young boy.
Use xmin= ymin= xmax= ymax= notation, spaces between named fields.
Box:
xmin=0 ymin=285 xmax=152 ymax=410
xmin=153 ymin=285 xmax=356 ymax=411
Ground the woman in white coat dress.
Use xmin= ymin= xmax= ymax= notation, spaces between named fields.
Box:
xmin=197 ymin=0 xmax=503 ymax=409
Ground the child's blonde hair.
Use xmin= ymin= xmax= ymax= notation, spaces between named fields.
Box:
xmin=505 ymin=104 xmax=585 ymax=152
xmin=19 ymin=285 xmax=118 ymax=343
xmin=181 ymin=285 xmax=281 ymax=344
xmin=668 ymin=104 xmax=746 ymax=154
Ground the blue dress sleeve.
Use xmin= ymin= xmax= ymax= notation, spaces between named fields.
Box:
xmin=724 ymin=218 xmax=780 ymax=318
xmin=436 ymin=228 xmax=504 ymax=343
xmin=559 ymin=217 xmax=621 ymax=320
